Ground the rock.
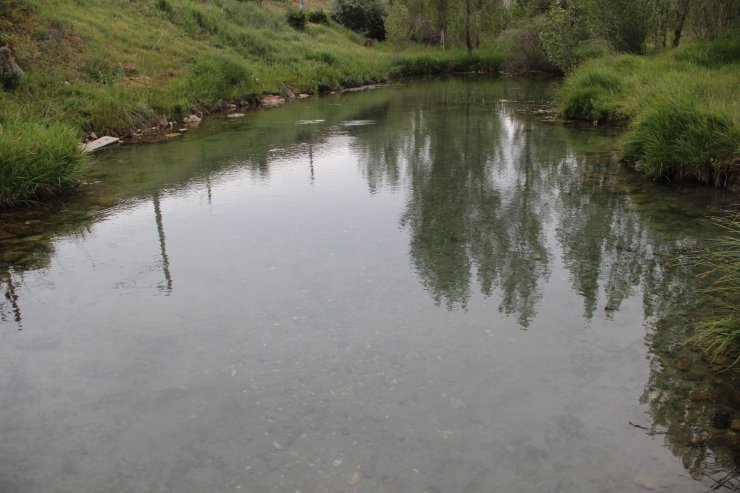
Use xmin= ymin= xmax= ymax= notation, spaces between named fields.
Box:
xmin=332 ymin=458 xmax=343 ymax=467
xmin=227 ymin=103 xmax=237 ymax=110
xmin=155 ymin=114 xmax=170 ymax=128
xmin=80 ymin=136 xmax=120 ymax=153
xmin=347 ymin=472 xmax=361 ymax=486
xmin=297 ymin=93 xmax=310 ymax=99
xmin=731 ymin=419 xmax=740 ymax=432
xmin=178 ymin=128 xmax=188 ymax=133
xmin=183 ymin=112 xmax=203 ymax=124
xmin=634 ymin=474 xmax=659 ymax=490
xmin=165 ymin=133 xmax=181 ymax=138
xmin=89 ymin=132 xmax=98 ymax=140
xmin=260 ymin=95 xmax=285 ymax=108
xmin=227 ymin=113 xmax=245 ymax=118
xmin=0 ymin=46 xmax=23 ymax=89
xmin=272 ymin=440 xmax=282 ymax=450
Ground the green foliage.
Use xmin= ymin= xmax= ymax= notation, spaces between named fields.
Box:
xmin=79 ymin=58 xmax=123 ymax=85
xmin=392 ymin=48 xmax=505 ymax=76
xmin=560 ymin=35 xmax=740 ymax=183
xmin=386 ymin=2 xmax=411 ymax=56
xmin=188 ymin=55 xmax=251 ymax=102
xmin=559 ymin=57 xmax=631 ymax=121
xmin=497 ymin=27 xmax=553 ymax=73
xmin=672 ymin=34 xmax=740 ymax=67
xmin=307 ymin=9 xmax=330 ymax=24
xmin=286 ymin=9 xmax=307 ymax=30
xmin=691 ymin=211 xmax=740 ymax=362
xmin=591 ymin=0 xmax=650 ymax=54
xmin=330 ymin=0 xmax=387 ymax=40
xmin=0 ymin=118 xmax=87 ymax=208
xmin=537 ymin=0 xmax=593 ymax=72
xmin=622 ymin=94 xmax=737 ymax=178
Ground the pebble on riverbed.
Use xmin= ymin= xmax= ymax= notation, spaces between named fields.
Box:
xmin=347 ymin=472 xmax=361 ymax=486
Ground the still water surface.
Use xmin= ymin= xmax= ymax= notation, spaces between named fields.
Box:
xmin=0 ymin=78 xmax=736 ymax=492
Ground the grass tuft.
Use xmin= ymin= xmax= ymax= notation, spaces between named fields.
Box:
xmin=690 ymin=211 xmax=740 ymax=363
xmin=0 ymin=117 xmax=88 ymax=208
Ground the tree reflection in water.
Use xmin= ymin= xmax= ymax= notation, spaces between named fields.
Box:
xmin=345 ymin=78 xmax=739 ymax=478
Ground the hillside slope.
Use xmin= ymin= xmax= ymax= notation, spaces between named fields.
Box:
xmin=0 ymin=0 xmax=398 ymax=133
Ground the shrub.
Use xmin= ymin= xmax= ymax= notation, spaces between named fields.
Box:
xmin=538 ymin=0 xmax=592 ymax=72
xmin=330 ymin=0 xmax=387 ymax=41
xmin=307 ymin=9 xmax=329 ymax=24
xmin=286 ymin=9 xmax=307 ymax=31
xmin=591 ymin=0 xmax=650 ymax=54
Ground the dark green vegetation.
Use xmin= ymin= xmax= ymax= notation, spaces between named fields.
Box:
xmin=692 ymin=211 xmax=740 ymax=363
xmin=559 ymin=35 xmax=739 ymax=184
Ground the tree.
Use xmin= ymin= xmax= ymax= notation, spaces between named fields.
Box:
xmin=386 ymin=2 xmax=412 ymax=57
xmin=330 ymin=0 xmax=388 ymax=40
xmin=538 ymin=0 xmax=592 ymax=72
xmin=592 ymin=0 xmax=651 ymax=54
xmin=671 ymin=0 xmax=692 ymax=46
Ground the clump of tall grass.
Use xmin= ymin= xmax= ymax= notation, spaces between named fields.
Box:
xmin=622 ymin=93 xmax=738 ymax=179
xmin=691 ymin=211 xmax=740 ymax=363
xmin=0 ymin=118 xmax=87 ymax=208
xmin=558 ymin=56 xmax=637 ymax=122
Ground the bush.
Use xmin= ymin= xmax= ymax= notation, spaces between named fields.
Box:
xmin=592 ymin=0 xmax=650 ymax=54
xmin=497 ymin=27 xmax=552 ymax=74
xmin=286 ymin=9 xmax=307 ymax=31
xmin=330 ymin=0 xmax=387 ymax=41
xmin=538 ymin=0 xmax=592 ymax=72
xmin=0 ymin=119 xmax=87 ymax=208
xmin=307 ymin=9 xmax=329 ymax=24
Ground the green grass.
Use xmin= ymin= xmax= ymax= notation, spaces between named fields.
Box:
xmin=0 ymin=117 xmax=87 ymax=207
xmin=691 ymin=211 xmax=740 ymax=364
xmin=0 ymin=0 xmax=520 ymax=207
xmin=558 ymin=34 xmax=740 ymax=183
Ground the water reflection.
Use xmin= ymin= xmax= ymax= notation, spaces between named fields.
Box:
xmin=0 ymin=77 xmax=737 ymax=490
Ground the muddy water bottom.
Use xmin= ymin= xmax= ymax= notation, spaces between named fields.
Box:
xmin=0 ymin=77 xmax=737 ymax=492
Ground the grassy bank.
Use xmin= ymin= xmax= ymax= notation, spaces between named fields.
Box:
xmin=559 ymin=35 xmax=740 ymax=185
xmin=0 ymin=0 xmax=515 ymax=207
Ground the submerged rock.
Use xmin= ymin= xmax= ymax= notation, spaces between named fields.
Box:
xmin=347 ymin=472 xmax=361 ymax=486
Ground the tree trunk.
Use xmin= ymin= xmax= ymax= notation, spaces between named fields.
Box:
xmin=672 ymin=0 xmax=692 ymax=47
xmin=464 ymin=0 xmax=472 ymax=55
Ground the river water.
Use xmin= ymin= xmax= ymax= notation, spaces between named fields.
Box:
xmin=0 ymin=78 xmax=737 ymax=492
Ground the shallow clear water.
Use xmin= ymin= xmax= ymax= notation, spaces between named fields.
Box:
xmin=0 ymin=78 xmax=737 ymax=492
